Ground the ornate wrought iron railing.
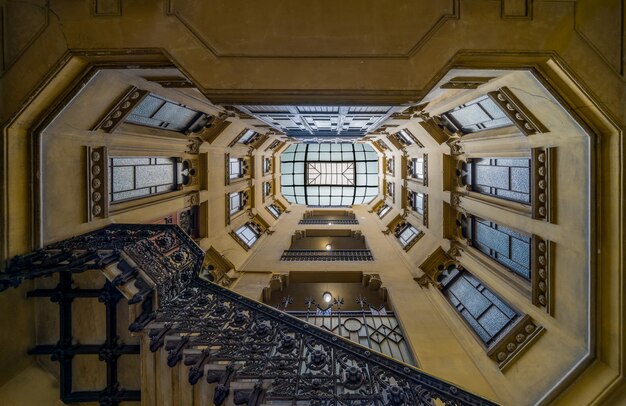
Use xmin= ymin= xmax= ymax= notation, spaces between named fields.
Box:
xmin=281 ymin=249 xmax=374 ymax=261
xmin=299 ymin=219 xmax=360 ymax=225
xmin=1 ymin=224 xmax=499 ymax=406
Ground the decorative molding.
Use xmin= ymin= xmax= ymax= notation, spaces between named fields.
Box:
xmin=386 ymin=134 xmax=404 ymax=150
xmin=418 ymin=246 xmax=545 ymax=370
xmin=532 ymin=147 xmax=555 ymax=222
xmin=389 ymin=104 xmax=425 ymax=120
xmin=447 ymin=135 xmax=464 ymax=156
xmin=144 ymin=76 xmax=194 ymax=88
xmin=423 ymin=193 xmax=429 ymax=228
xmin=487 ymin=315 xmax=544 ymax=370
xmin=440 ymin=76 xmax=495 ymax=89
xmin=93 ymin=87 xmax=148 ymax=133
xmin=183 ymin=192 xmax=200 ymax=208
xmin=385 ymin=215 xmax=423 ymax=252
xmin=414 ymin=274 xmax=433 ymax=288
xmin=186 ymin=138 xmax=202 ymax=154
xmin=86 ymin=146 xmax=108 ymax=221
xmin=182 ymin=158 xmax=199 ymax=187
xmin=1 ymin=1 xmax=50 ymax=74
xmin=532 ymin=236 xmax=554 ymax=314
xmin=500 ymin=0 xmax=532 ymax=20
xmin=250 ymin=133 xmax=270 ymax=149
xmin=93 ymin=0 xmax=122 ymax=16
xmin=488 ymin=87 xmax=548 ymax=135
xmin=199 ymin=116 xmax=232 ymax=144
xmin=417 ymin=247 xmax=454 ymax=287
xmin=200 ymin=246 xmax=238 ymax=287
xmin=418 ymin=113 xmax=457 ymax=144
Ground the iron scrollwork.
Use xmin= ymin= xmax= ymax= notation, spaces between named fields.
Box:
xmin=2 ymin=224 xmax=499 ymax=406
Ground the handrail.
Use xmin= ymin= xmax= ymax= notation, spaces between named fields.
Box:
xmin=1 ymin=224 xmax=499 ymax=406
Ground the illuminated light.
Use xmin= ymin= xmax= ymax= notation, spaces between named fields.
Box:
xmin=323 ymin=292 xmax=332 ymax=303
xmin=325 ymin=244 xmax=332 ymax=251
xmin=328 ymin=222 xmax=332 ymax=226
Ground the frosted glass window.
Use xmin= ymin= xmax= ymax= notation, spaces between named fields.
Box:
xmin=235 ymin=224 xmax=260 ymax=248
xmin=396 ymin=224 xmax=419 ymax=247
xmin=442 ymin=95 xmax=512 ymax=134
xmin=238 ymin=129 xmax=257 ymax=144
xmin=471 ymin=217 xmax=531 ymax=280
xmin=229 ymin=158 xmax=243 ymax=179
xmin=267 ymin=204 xmax=282 ymax=218
xmin=109 ymin=157 xmax=178 ymax=203
xmin=263 ymin=158 xmax=272 ymax=173
xmin=409 ymin=191 xmax=425 ymax=215
xmin=229 ymin=192 xmax=243 ymax=215
xmin=386 ymin=182 xmax=395 ymax=197
xmin=412 ymin=157 xmax=425 ymax=180
xmin=126 ymin=94 xmax=204 ymax=132
xmin=377 ymin=204 xmax=391 ymax=218
xmin=465 ymin=158 xmax=531 ymax=204
xmin=396 ymin=130 xmax=413 ymax=145
xmin=439 ymin=268 xmax=519 ymax=346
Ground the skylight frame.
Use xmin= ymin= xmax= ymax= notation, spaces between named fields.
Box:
xmin=280 ymin=143 xmax=379 ymax=206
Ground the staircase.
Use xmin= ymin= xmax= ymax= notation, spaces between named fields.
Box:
xmin=1 ymin=224 xmax=499 ymax=406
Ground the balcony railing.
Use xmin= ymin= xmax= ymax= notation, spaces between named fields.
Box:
xmin=1 ymin=224 xmax=498 ymax=406
xmin=299 ymin=219 xmax=359 ymax=225
xmin=281 ymin=249 xmax=374 ymax=261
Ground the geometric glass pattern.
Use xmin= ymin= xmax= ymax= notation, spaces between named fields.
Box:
xmin=439 ymin=267 xmax=519 ymax=347
xmin=396 ymin=224 xmax=419 ymax=247
xmin=442 ymin=95 xmax=512 ymax=134
xmin=235 ymin=223 xmax=260 ymax=248
xmin=280 ymin=143 xmax=379 ymax=206
xmin=229 ymin=192 xmax=243 ymax=215
xmin=229 ymin=157 xmax=243 ymax=179
xmin=411 ymin=157 xmax=425 ymax=180
xmin=465 ymin=157 xmax=531 ymax=204
xmin=109 ymin=157 xmax=178 ymax=203
xmin=307 ymin=162 xmax=354 ymax=185
xmin=471 ymin=217 xmax=532 ymax=280
xmin=234 ymin=105 xmax=398 ymax=139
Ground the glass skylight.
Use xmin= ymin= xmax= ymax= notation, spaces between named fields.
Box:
xmin=280 ymin=143 xmax=379 ymax=206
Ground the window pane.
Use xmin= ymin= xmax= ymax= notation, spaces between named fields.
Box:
xmin=109 ymin=156 xmax=177 ymax=203
xmin=443 ymin=95 xmax=512 ymax=134
xmin=280 ymin=142 xmax=378 ymax=206
xmin=472 ymin=217 xmax=531 ymax=279
xmin=467 ymin=158 xmax=531 ymax=204
xmin=126 ymin=94 xmax=202 ymax=132
xmin=441 ymin=269 xmax=518 ymax=346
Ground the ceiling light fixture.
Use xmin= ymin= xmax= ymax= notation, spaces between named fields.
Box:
xmin=325 ymin=244 xmax=332 ymax=250
xmin=323 ymin=291 xmax=332 ymax=303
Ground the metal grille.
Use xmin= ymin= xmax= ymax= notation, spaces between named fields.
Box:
xmin=281 ymin=249 xmax=374 ymax=261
